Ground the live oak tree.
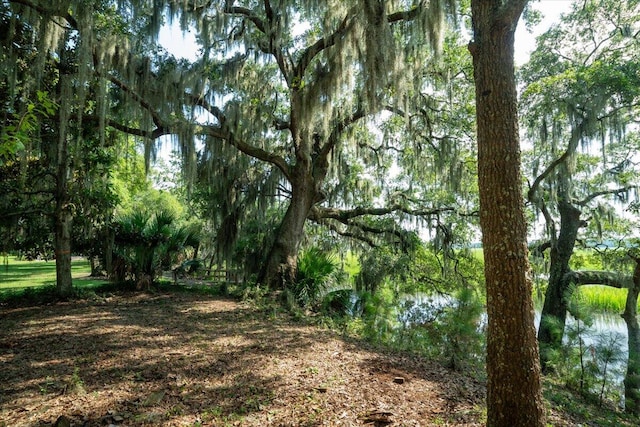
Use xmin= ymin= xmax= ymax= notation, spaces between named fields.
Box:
xmin=469 ymin=0 xmax=545 ymax=425
xmin=519 ymin=0 xmax=640 ymax=370
xmin=138 ymin=0 xmax=463 ymax=289
xmin=4 ymin=0 xmax=465 ymax=290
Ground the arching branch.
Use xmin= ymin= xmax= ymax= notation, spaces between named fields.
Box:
xmin=310 ymin=204 xmax=464 ymax=223
xmin=565 ymin=270 xmax=634 ymax=289
xmin=577 ymin=185 xmax=637 ymax=207
xmin=224 ymin=5 xmax=266 ymax=33
xmin=204 ymin=127 xmax=291 ymax=181
xmin=294 ymin=14 xmax=353 ymax=81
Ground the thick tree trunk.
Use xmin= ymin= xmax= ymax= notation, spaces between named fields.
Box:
xmin=258 ymin=169 xmax=318 ymax=289
xmin=54 ymin=73 xmax=73 ymax=298
xmin=623 ymin=257 xmax=640 ymax=415
xmin=470 ymin=1 xmax=545 ymax=426
xmin=538 ymin=200 xmax=583 ymax=370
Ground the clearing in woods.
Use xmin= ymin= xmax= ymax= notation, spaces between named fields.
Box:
xmin=0 ymin=291 xmax=634 ymax=426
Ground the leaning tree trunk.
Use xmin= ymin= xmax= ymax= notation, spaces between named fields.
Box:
xmin=258 ymin=166 xmax=320 ymax=290
xmin=623 ymin=256 xmax=640 ymax=415
xmin=538 ymin=200 xmax=583 ymax=370
xmin=469 ymin=0 xmax=545 ymax=425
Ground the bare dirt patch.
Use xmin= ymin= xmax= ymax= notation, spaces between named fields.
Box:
xmin=1 ymin=291 xmax=489 ymax=426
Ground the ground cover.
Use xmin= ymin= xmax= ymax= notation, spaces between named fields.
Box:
xmin=1 ymin=289 xmax=637 ymax=426
xmin=575 ymin=285 xmax=629 ymax=314
xmin=0 ymin=257 xmax=108 ymax=293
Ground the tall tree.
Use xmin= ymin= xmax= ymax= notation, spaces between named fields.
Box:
xmin=469 ymin=0 xmax=545 ymax=425
xmin=624 ymin=251 xmax=640 ymax=415
xmin=519 ymin=0 xmax=640 ymax=369
xmin=0 ymin=1 xmax=124 ymax=296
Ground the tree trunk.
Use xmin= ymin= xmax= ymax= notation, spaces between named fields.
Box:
xmin=538 ymin=200 xmax=583 ymax=370
xmin=54 ymin=69 xmax=74 ymax=298
xmin=54 ymin=207 xmax=73 ymax=297
xmin=258 ymin=168 xmax=319 ymax=289
xmin=623 ymin=257 xmax=640 ymax=415
xmin=105 ymin=227 xmax=114 ymax=279
xmin=469 ymin=1 xmax=545 ymax=426
xmin=54 ymin=127 xmax=73 ymax=297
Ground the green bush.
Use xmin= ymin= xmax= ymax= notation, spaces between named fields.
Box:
xmin=292 ymin=247 xmax=345 ymax=309
xmin=112 ymin=209 xmax=200 ymax=287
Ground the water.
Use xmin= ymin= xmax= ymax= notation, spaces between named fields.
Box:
xmin=328 ymin=288 xmax=631 ymax=399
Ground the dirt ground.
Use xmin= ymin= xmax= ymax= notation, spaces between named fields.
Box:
xmin=0 ymin=291 xmax=489 ymax=426
xmin=0 ymin=290 xmax=607 ymax=426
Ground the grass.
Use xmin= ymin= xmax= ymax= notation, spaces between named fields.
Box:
xmin=0 ymin=256 xmax=108 ymax=294
xmin=575 ymin=285 xmax=631 ymax=314
xmin=544 ymin=377 xmax=637 ymax=427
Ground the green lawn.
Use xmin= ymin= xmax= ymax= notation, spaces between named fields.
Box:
xmin=0 ymin=256 xmax=108 ymax=293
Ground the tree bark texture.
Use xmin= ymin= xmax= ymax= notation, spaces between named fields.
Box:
xmin=470 ymin=1 xmax=546 ymax=425
xmin=538 ymin=200 xmax=583 ymax=370
xmin=54 ymin=130 xmax=73 ymax=297
xmin=54 ymin=207 xmax=73 ymax=297
xmin=623 ymin=257 xmax=640 ymax=415
xmin=258 ymin=133 xmax=327 ymax=289
xmin=257 ymin=180 xmax=316 ymax=289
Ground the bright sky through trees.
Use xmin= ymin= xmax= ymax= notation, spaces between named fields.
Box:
xmin=158 ymin=1 xmax=574 ymax=65
xmin=514 ymin=1 xmax=574 ymax=65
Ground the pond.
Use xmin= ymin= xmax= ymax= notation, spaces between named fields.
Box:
xmin=400 ymin=292 xmax=630 ymax=400
xmin=329 ymin=288 xmax=631 ymax=396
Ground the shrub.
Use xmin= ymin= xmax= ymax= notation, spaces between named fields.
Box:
xmin=292 ymin=247 xmax=345 ymax=309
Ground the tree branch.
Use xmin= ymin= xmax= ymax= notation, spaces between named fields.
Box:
xmin=497 ymin=0 xmax=528 ymax=29
xmin=577 ymin=185 xmax=638 ymax=207
xmin=310 ymin=204 xmax=459 ymax=223
xmin=225 ymin=5 xmax=267 ymax=33
xmin=320 ymin=106 xmax=367 ymax=158
xmin=387 ymin=4 xmax=422 ymax=23
xmin=104 ymin=74 xmax=168 ymax=132
xmin=294 ymin=14 xmax=353 ymax=81
xmin=528 ymin=125 xmax=582 ymax=203
xmin=204 ymin=127 xmax=291 ymax=181
xmin=565 ymin=270 xmax=634 ymax=289
xmin=312 ymin=219 xmax=379 ymax=248
xmin=225 ymin=3 xmax=293 ymax=83
xmin=8 ymin=0 xmax=78 ymax=28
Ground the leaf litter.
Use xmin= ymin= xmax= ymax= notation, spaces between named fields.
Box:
xmin=0 ymin=291 xmax=618 ymax=426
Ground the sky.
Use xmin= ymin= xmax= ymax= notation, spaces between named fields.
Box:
xmin=514 ymin=0 xmax=574 ymax=65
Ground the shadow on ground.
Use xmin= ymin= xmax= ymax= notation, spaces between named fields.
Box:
xmin=0 ymin=291 xmax=485 ymax=426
